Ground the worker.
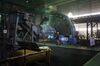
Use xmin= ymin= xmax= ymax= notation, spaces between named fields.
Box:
xmin=55 ymin=32 xmax=61 ymax=45
xmin=68 ymin=35 xmax=73 ymax=45
xmin=89 ymin=36 xmax=95 ymax=47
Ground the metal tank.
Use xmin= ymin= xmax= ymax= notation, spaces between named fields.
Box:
xmin=41 ymin=12 xmax=75 ymax=37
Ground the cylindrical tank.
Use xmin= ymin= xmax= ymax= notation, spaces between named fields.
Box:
xmin=41 ymin=12 xmax=75 ymax=36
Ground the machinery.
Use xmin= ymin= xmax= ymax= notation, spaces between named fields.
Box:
xmin=0 ymin=0 xmax=75 ymax=66
xmin=0 ymin=11 xmax=51 ymax=66
xmin=0 ymin=1 xmax=51 ymax=66
xmin=41 ymin=12 xmax=75 ymax=43
xmin=41 ymin=12 xmax=75 ymax=36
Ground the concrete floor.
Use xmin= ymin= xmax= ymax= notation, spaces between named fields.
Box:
xmin=1 ymin=43 xmax=99 ymax=66
xmin=30 ymin=44 xmax=99 ymax=66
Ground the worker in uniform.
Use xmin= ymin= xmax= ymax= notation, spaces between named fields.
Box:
xmin=55 ymin=32 xmax=61 ymax=45
xmin=89 ymin=36 xmax=95 ymax=47
xmin=68 ymin=35 xmax=73 ymax=45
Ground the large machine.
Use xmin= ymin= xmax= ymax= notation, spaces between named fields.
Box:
xmin=40 ymin=9 xmax=75 ymax=43
xmin=0 ymin=0 xmax=76 ymax=66
xmin=41 ymin=12 xmax=75 ymax=37
xmin=0 ymin=1 xmax=51 ymax=66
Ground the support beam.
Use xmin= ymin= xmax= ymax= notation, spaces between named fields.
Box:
xmin=87 ymin=22 xmax=89 ymax=40
xmin=90 ymin=22 xmax=93 ymax=37
xmin=48 ymin=0 xmax=76 ymax=6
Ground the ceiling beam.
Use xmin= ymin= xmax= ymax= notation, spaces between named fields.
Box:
xmin=48 ymin=0 xmax=77 ymax=6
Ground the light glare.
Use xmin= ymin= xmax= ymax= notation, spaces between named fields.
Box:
xmin=67 ymin=12 xmax=100 ymax=18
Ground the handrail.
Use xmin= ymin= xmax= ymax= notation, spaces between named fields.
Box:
xmin=0 ymin=50 xmax=47 ymax=64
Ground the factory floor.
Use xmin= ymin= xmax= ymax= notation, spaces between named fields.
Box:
xmin=1 ymin=43 xmax=99 ymax=66
xmin=31 ymin=43 xmax=100 ymax=66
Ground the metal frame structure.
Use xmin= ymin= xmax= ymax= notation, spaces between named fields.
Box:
xmin=73 ymin=15 xmax=100 ymax=37
xmin=0 ymin=1 xmax=51 ymax=66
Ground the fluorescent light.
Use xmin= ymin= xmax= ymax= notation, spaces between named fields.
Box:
xmin=67 ymin=12 xmax=100 ymax=18
xmin=68 ymin=12 xmax=73 ymax=18
xmin=75 ymin=27 xmax=100 ymax=31
xmin=26 ymin=0 xmax=29 ymax=3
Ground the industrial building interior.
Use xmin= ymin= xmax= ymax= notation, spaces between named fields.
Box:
xmin=0 ymin=0 xmax=100 ymax=66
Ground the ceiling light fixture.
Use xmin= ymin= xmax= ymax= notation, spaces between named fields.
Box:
xmin=26 ymin=0 xmax=29 ymax=3
xmin=68 ymin=12 xmax=100 ymax=18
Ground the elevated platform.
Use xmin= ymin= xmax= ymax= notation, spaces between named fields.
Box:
xmin=38 ymin=43 xmax=100 ymax=51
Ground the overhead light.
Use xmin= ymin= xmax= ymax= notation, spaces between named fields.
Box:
xmin=68 ymin=12 xmax=100 ymax=18
xmin=67 ymin=12 xmax=73 ymax=18
xmin=26 ymin=0 xmax=29 ymax=3
xmin=48 ymin=5 xmax=53 ymax=9
xmin=75 ymin=27 xmax=100 ymax=31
